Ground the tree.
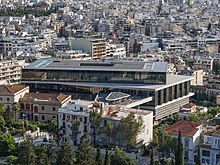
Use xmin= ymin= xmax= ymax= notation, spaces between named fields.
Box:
xmin=99 ymin=122 xmax=113 ymax=147
xmin=118 ymin=113 xmax=143 ymax=147
xmin=150 ymin=148 xmax=154 ymax=165
xmin=0 ymin=134 xmax=16 ymax=156
xmin=0 ymin=115 xmax=6 ymax=128
xmin=35 ymin=145 xmax=50 ymax=165
xmin=175 ymin=131 xmax=184 ymax=165
xmin=104 ymin=149 xmax=110 ymax=165
xmin=75 ymin=135 xmax=95 ymax=165
xmin=17 ymin=137 xmax=36 ymax=165
xmin=47 ymin=118 xmax=57 ymax=135
xmin=89 ymin=109 xmax=102 ymax=147
xmin=110 ymin=147 xmax=135 ymax=165
xmin=195 ymin=147 xmax=201 ymax=165
xmin=96 ymin=147 xmax=103 ymax=165
xmin=69 ymin=119 xmax=80 ymax=145
xmin=158 ymin=133 xmax=176 ymax=157
xmin=3 ymin=106 xmax=14 ymax=124
xmin=6 ymin=155 xmax=17 ymax=165
xmin=0 ymin=103 xmax=6 ymax=116
xmin=11 ymin=102 xmax=20 ymax=121
xmin=56 ymin=141 xmax=75 ymax=165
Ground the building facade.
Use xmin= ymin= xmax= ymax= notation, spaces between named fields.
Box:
xmin=0 ymin=85 xmax=29 ymax=108
xmin=18 ymin=93 xmax=71 ymax=121
xmin=0 ymin=60 xmax=26 ymax=85
xmin=22 ymin=59 xmax=194 ymax=121
xmin=200 ymin=129 xmax=220 ymax=165
xmin=57 ymin=100 xmax=153 ymax=147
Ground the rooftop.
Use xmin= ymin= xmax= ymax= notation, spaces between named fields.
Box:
xmin=162 ymin=121 xmax=201 ymax=137
xmin=24 ymin=59 xmax=167 ymax=73
xmin=0 ymin=85 xmax=28 ymax=94
xmin=19 ymin=93 xmax=70 ymax=103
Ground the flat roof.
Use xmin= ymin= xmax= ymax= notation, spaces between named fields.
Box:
xmin=24 ymin=59 xmax=167 ymax=73
xmin=22 ymin=74 xmax=194 ymax=91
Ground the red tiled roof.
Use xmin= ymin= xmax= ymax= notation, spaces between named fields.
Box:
xmin=183 ymin=102 xmax=196 ymax=108
xmin=162 ymin=121 xmax=201 ymax=137
xmin=0 ymin=85 xmax=28 ymax=94
xmin=19 ymin=93 xmax=70 ymax=103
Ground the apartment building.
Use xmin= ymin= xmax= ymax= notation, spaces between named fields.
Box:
xmin=0 ymin=60 xmax=26 ymax=85
xmin=163 ymin=121 xmax=203 ymax=165
xmin=18 ymin=93 xmax=71 ymax=121
xmin=58 ymin=100 xmax=153 ymax=147
xmin=69 ymin=38 xmax=106 ymax=59
xmin=0 ymin=85 xmax=29 ymax=108
xmin=199 ymin=128 xmax=220 ymax=165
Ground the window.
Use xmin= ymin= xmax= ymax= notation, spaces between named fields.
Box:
xmin=80 ymin=107 xmax=83 ymax=111
xmin=184 ymin=151 xmax=189 ymax=160
xmin=41 ymin=106 xmax=45 ymax=110
xmin=26 ymin=104 xmax=30 ymax=110
xmin=0 ymin=98 xmax=2 ymax=100
xmin=185 ymin=138 xmax=190 ymax=149
xmin=53 ymin=107 xmax=56 ymax=111
xmin=202 ymin=150 xmax=210 ymax=157
xmin=84 ymin=117 xmax=87 ymax=124
xmin=42 ymin=115 xmax=45 ymax=121
xmin=202 ymin=158 xmax=205 ymax=163
xmin=53 ymin=116 xmax=56 ymax=119
xmin=84 ymin=125 xmax=87 ymax=132
xmin=7 ymin=98 xmax=9 ymax=101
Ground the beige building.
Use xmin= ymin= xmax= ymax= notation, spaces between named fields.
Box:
xmin=19 ymin=93 xmax=71 ymax=122
xmin=0 ymin=60 xmax=26 ymax=85
xmin=0 ymin=85 xmax=29 ymax=108
xmin=58 ymin=100 xmax=153 ymax=147
xmin=69 ymin=38 xmax=106 ymax=59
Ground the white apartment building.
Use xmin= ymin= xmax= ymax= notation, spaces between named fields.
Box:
xmin=58 ymin=100 xmax=153 ymax=147
xmin=193 ymin=57 xmax=214 ymax=72
xmin=105 ymin=43 xmax=126 ymax=58
xmin=200 ymin=128 xmax=220 ymax=165
xmin=163 ymin=121 xmax=204 ymax=165
xmin=0 ymin=60 xmax=26 ymax=85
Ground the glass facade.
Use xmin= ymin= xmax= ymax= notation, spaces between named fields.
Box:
xmin=22 ymin=69 xmax=166 ymax=84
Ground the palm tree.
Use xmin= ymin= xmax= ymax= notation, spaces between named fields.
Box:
xmin=11 ymin=102 xmax=20 ymax=121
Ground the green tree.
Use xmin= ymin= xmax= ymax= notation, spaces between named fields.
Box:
xmin=150 ymin=148 xmax=154 ymax=165
xmin=195 ymin=147 xmax=201 ymax=165
xmin=89 ymin=109 xmax=102 ymax=147
xmin=47 ymin=118 xmax=57 ymax=135
xmin=0 ymin=134 xmax=16 ymax=156
xmin=158 ymin=133 xmax=176 ymax=157
xmin=35 ymin=145 xmax=50 ymax=165
xmin=3 ymin=106 xmax=14 ymax=125
xmin=118 ymin=112 xmax=143 ymax=147
xmin=104 ymin=149 xmax=110 ymax=165
xmin=69 ymin=119 xmax=80 ymax=145
xmin=0 ymin=103 xmax=6 ymax=116
xmin=11 ymin=102 xmax=20 ymax=121
xmin=110 ymin=147 xmax=135 ymax=165
xmin=17 ymin=137 xmax=36 ymax=165
xmin=75 ymin=135 xmax=95 ymax=165
xmin=99 ymin=122 xmax=113 ymax=147
xmin=96 ymin=147 xmax=103 ymax=165
xmin=56 ymin=141 xmax=75 ymax=165
xmin=0 ymin=115 xmax=6 ymax=128
xmin=6 ymin=155 xmax=17 ymax=165
xmin=175 ymin=131 xmax=184 ymax=165
xmin=207 ymin=107 xmax=220 ymax=118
